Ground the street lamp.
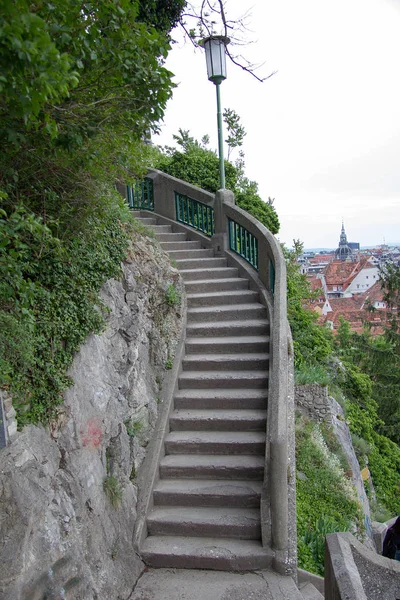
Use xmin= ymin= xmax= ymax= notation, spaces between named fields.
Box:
xmin=200 ymin=35 xmax=230 ymax=189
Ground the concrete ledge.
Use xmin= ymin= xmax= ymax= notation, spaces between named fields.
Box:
xmin=133 ymin=285 xmax=187 ymax=551
xmin=297 ymin=568 xmax=324 ymax=594
xmin=325 ymin=532 xmax=400 ymax=600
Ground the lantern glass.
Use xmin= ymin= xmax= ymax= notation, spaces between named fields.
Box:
xmin=201 ymin=36 xmax=230 ymax=84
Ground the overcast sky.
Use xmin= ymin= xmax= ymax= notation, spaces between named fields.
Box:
xmin=156 ymin=0 xmax=400 ymax=249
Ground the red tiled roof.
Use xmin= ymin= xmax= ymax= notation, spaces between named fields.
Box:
xmin=323 ymin=258 xmax=371 ymax=289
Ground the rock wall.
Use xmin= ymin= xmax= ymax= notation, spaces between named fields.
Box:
xmin=295 ymin=384 xmax=333 ymax=424
xmin=295 ymin=384 xmax=374 ymax=548
xmin=0 ymin=233 xmax=184 ymax=600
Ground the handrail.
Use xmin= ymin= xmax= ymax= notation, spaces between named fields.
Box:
xmin=122 ymin=169 xmax=293 ymax=573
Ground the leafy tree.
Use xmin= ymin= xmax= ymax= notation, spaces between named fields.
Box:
xmin=155 ymin=129 xmax=280 ymax=233
xmin=223 ymin=108 xmax=246 ymax=160
xmin=0 ymin=0 xmax=186 ymax=424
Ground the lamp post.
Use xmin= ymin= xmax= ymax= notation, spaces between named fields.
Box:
xmin=200 ymin=35 xmax=230 ymax=189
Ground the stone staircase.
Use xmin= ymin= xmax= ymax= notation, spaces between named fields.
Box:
xmin=135 ymin=212 xmax=272 ymax=570
xmin=132 ymin=212 xmax=324 ymax=598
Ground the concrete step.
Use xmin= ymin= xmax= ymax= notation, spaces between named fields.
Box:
xmin=159 ymin=454 xmax=264 ymax=480
xmin=153 ymin=479 xmax=262 ymax=508
xmin=141 ymin=536 xmax=273 ymax=571
xmin=137 ymin=217 xmax=158 ymax=225
xmin=129 ymin=568 xmax=305 ymax=600
xmin=181 ymin=268 xmax=238 ymax=282
xmin=186 ymin=320 xmax=270 ymax=338
xmin=187 ymin=303 xmax=267 ymax=323
xmin=174 ymin=388 xmax=268 ymax=410
xmin=176 ymin=257 xmax=227 ymax=270
xmin=167 ymin=249 xmax=214 ymax=260
xmin=147 ymin=506 xmax=261 ymax=539
xmin=184 ymin=277 xmax=248 ymax=293
xmin=299 ymin=582 xmax=325 ymax=599
xmin=187 ymin=289 xmax=260 ymax=307
xmin=164 ymin=431 xmax=265 ymax=455
xmin=178 ymin=370 xmax=268 ymax=390
xmin=169 ymin=409 xmax=267 ymax=431
xmin=182 ymin=353 xmax=269 ymax=372
xmin=151 ymin=224 xmax=172 ymax=233
xmin=160 ymin=241 xmax=201 ymax=251
xmin=185 ymin=335 xmax=270 ymax=355
xmin=155 ymin=232 xmax=187 ymax=242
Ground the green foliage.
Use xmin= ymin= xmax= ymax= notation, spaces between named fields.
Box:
xmin=285 ymin=242 xmax=333 ymax=369
xmin=0 ymin=200 xmax=131 ymax=425
xmin=125 ymin=419 xmax=144 ymax=438
xmin=296 ymin=417 xmax=363 ymax=576
xmin=165 ymin=283 xmax=181 ymax=307
xmin=223 ymin=108 xmax=246 ymax=160
xmin=295 ymin=364 xmax=330 ymax=386
xmin=165 ymin=357 xmax=173 ymax=370
xmin=303 ymin=516 xmax=351 ymax=575
xmin=103 ymin=475 xmax=123 ymax=508
xmin=155 ymin=129 xmax=280 ymax=234
xmin=0 ymin=0 xmax=185 ymax=426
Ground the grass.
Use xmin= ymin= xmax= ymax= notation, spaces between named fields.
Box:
xmin=165 ymin=283 xmax=181 ymax=307
xmin=295 ymin=364 xmax=331 ymax=386
xmin=103 ymin=475 xmax=123 ymax=508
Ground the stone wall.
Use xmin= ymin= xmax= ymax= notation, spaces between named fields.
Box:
xmin=0 ymin=232 xmax=184 ymax=600
xmin=295 ymin=384 xmax=333 ymax=424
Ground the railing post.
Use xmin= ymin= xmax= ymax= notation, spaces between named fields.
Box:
xmin=211 ymin=188 xmax=234 ymax=256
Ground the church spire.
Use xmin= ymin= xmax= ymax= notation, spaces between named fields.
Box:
xmin=335 ymin=220 xmax=353 ymax=261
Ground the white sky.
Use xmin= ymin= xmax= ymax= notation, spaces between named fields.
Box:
xmin=156 ymin=0 xmax=400 ymax=249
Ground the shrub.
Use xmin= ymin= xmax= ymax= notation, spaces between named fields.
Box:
xmin=103 ymin=476 xmax=123 ymax=508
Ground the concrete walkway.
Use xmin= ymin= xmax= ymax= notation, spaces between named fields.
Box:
xmin=129 ymin=568 xmax=304 ymax=600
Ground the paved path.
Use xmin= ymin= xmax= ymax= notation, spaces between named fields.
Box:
xmin=129 ymin=568 xmax=304 ymax=600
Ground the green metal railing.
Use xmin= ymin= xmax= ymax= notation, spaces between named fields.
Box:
xmin=127 ymin=178 xmax=154 ymax=210
xmin=175 ymin=192 xmax=214 ymax=236
xmin=228 ymin=218 xmax=259 ymax=270
xmin=270 ymin=259 xmax=275 ymax=295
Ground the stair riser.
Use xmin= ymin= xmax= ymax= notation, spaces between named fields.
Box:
xmin=187 ymin=292 xmax=259 ymax=307
xmin=169 ymin=417 xmax=267 ymax=432
xmin=176 ymin=258 xmax=227 ymax=270
xmin=185 ymin=340 xmax=270 ymax=354
xmin=153 ymin=490 xmax=261 ymax=508
xmin=187 ymin=323 xmax=270 ymax=337
xmin=151 ymin=225 xmax=172 ymax=233
xmin=184 ymin=279 xmax=248 ymax=293
xmin=174 ymin=396 xmax=267 ymax=410
xmin=182 ymin=358 xmax=269 ymax=371
xmin=160 ymin=241 xmax=201 ymax=251
xmin=164 ymin=439 xmax=265 ymax=455
xmin=159 ymin=463 xmax=264 ymax=480
xmin=147 ymin=519 xmax=261 ymax=540
xmin=142 ymin=552 xmax=272 ymax=572
xmin=155 ymin=233 xmax=187 ymax=242
xmin=182 ymin=268 xmax=238 ymax=281
xmin=137 ymin=218 xmax=157 ymax=225
xmin=178 ymin=375 xmax=268 ymax=389
xmin=187 ymin=307 xmax=267 ymax=323
xmin=168 ymin=249 xmax=214 ymax=260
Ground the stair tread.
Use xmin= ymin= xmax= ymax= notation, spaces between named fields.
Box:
xmin=166 ymin=431 xmax=265 ymax=442
xmin=170 ymin=408 xmax=267 ymax=420
xmin=183 ymin=353 xmax=269 ymax=361
xmin=187 ymin=303 xmax=266 ymax=313
xmin=187 ymin=319 xmax=269 ymax=328
xmin=160 ymin=454 xmax=265 ymax=468
xmin=186 ymin=335 xmax=269 ymax=343
xmin=154 ymin=478 xmax=263 ymax=495
xmin=141 ymin=535 xmax=272 ymax=562
xmin=179 ymin=370 xmax=268 ymax=379
xmin=185 ymin=277 xmax=246 ymax=284
xmin=187 ymin=289 xmax=257 ymax=298
xmin=147 ymin=506 xmax=261 ymax=524
xmin=174 ymin=388 xmax=268 ymax=399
